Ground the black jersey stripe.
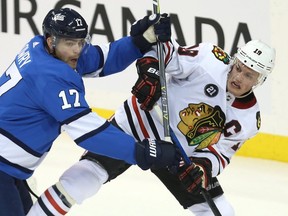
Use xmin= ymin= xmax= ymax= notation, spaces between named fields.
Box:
xmin=0 ymin=128 xmax=42 ymax=157
xmin=52 ymin=185 xmax=72 ymax=208
xmin=38 ymin=196 xmax=55 ymax=216
xmin=0 ymin=156 xmax=33 ymax=174
xmin=124 ymin=100 xmax=141 ymax=141
xmin=61 ymin=108 xmax=92 ymax=125
xmin=144 ymin=111 xmax=161 ymax=140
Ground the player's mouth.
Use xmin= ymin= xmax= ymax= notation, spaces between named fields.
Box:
xmin=70 ymin=58 xmax=78 ymax=63
xmin=66 ymin=58 xmax=78 ymax=69
xmin=69 ymin=58 xmax=78 ymax=66
xmin=231 ymin=81 xmax=240 ymax=89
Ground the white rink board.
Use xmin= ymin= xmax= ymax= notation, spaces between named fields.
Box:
xmin=32 ymin=133 xmax=288 ymax=216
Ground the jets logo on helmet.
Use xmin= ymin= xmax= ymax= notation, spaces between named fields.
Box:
xmin=52 ymin=13 xmax=65 ymax=22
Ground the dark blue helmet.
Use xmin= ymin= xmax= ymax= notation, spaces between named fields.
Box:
xmin=42 ymin=8 xmax=88 ymax=39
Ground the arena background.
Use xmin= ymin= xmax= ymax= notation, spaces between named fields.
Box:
xmin=0 ymin=0 xmax=287 ymax=162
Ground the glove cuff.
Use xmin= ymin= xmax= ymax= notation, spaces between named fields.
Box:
xmin=135 ymin=140 xmax=152 ymax=170
xmin=143 ymin=26 xmax=156 ymax=43
xmin=132 ymin=35 xmax=155 ymax=54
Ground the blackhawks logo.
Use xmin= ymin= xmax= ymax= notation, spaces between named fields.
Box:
xmin=177 ymin=103 xmax=226 ymax=149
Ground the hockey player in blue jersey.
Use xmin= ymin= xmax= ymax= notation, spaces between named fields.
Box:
xmin=0 ymin=8 xmax=180 ymax=216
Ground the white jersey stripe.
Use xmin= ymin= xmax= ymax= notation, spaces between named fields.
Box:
xmin=0 ymin=133 xmax=46 ymax=170
xmin=62 ymin=112 xmax=106 ymax=140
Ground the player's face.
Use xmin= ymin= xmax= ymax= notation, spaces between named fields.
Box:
xmin=227 ymin=60 xmax=259 ymax=97
xmin=54 ymin=38 xmax=85 ymax=69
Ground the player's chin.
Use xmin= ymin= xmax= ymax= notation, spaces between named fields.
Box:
xmin=68 ymin=60 xmax=78 ymax=69
xmin=227 ymin=84 xmax=242 ymax=97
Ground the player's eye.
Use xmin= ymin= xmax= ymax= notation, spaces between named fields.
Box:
xmin=235 ymin=63 xmax=242 ymax=72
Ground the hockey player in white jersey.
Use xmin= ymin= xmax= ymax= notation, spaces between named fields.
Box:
xmin=27 ymin=38 xmax=275 ymax=215
xmin=0 ymin=8 xmax=181 ymax=216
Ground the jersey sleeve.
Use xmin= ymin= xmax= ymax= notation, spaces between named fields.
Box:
xmin=62 ymin=112 xmax=136 ymax=163
xmin=141 ymin=38 xmax=211 ymax=80
xmin=77 ymin=36 xmax=143 ymax=77
xmin=29 ymin=65 xmax=137 ymax=165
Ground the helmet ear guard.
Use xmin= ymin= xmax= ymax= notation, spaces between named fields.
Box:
xmin=234 ymin=40 xmax=276 ymax=87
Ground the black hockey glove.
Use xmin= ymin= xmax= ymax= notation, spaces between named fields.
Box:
xmin=131 ymin=57 xmax=161 ymax=111
xmin=130 ymin=13 xmax=171 ymax=53
xmin=178 ymin=157 xmax=212 ymax=194
xmin=154 ymin=14 xmax=171 ymax=42
xmin=135 ymin=138 xmax=181 ymax=170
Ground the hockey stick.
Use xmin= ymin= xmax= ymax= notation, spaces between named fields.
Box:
xmin=152 ymin=0 xmax=170 ymax=143
xmin=152 ymin=0 xmax=192 ymax=166
xmin=152 ymin=1 xmax=221 ymax=215
xmin=152 ymin=0 xmax=190 ymax=165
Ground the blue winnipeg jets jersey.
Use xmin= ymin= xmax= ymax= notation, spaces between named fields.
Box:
xmin=0 ymin=35 xmax=142 ymax=179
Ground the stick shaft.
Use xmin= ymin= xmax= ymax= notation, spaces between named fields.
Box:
xmin=152 ymin=0 xmax=170 ymax=141
xmin=200 ymin=189 xmax=222 ymax=216
xmin=152 ymin=1 xmax=222 ymax=215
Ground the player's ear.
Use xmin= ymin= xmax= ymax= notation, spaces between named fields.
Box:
xmin=46 ymin=37 xmax=54 ymax=53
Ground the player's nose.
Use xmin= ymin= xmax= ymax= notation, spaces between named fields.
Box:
xmin=73 ymin=44 xmax=82 ymax=54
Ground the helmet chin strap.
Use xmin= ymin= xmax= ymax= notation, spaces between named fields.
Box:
xmin=234 ymin=89 xmax=253 ymax=98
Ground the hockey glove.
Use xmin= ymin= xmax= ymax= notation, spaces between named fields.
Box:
xmin=130 ymin=13 xmax=171 ymax=53
xmin=131 ymin=57 xmax=161 ymax=111
xmin=135 ymin=138 xmax=181 ymax=170
xmin=178 ymin=157 xmax=212 ymax=194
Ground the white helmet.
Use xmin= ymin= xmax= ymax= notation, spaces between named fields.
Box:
xmin=235 ymin=40 xmax=276 ymax=86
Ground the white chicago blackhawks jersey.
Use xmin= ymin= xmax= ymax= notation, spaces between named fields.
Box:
xmin=114 ymin=39 xmax=261 ymax=177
